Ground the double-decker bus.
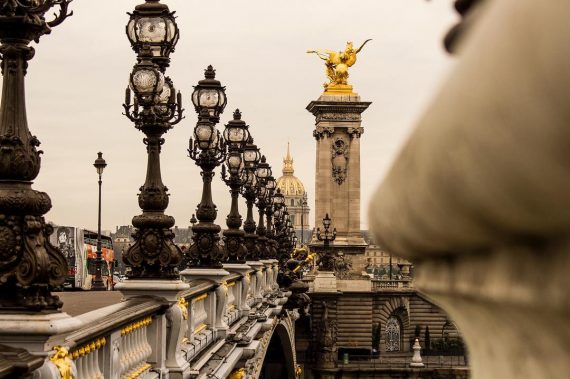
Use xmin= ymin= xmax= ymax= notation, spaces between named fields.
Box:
xmin=50 ymin=226 xmax=115 ymax=290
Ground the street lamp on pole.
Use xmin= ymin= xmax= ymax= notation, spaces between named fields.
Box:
xmin=300 ymin=192 xmax=307 ymax=246
xmin=0 ymin=0 xmax=72 ymax=311
xmin=186 ymin=66 xmax=228 ymax=268
xmin=221 ymin=109 xmax=250 ymax=263
xmin=121 ymin=0 xmax=184 ymax=279
xmin=92 ymin=152 xmax=107 ymax=291
xmin=316 ymin=213 xmax=337 ymax=272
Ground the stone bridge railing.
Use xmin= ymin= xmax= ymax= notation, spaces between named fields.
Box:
xmin=13 ymin=259 xmax=298 ymax=379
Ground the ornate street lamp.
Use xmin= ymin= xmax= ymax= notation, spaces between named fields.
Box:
xmin=92 ymin=152 xmax=107 ymax=291
xmin=240 ymin=138 xmax=261 ymax=261
xmin=255 ymin=156 xmax=272 ymax=260
xmin=187 ymin=107 xmax=227 ymax=268
xmin=0 ymin=1 xmax=72 ymax=311
xmin=265 ymin=176 xmax=278 ymax=259
xmin=316 ymin=213 xmax=337 ymax=271
xmin=126 ymin=0 xmax=179 ymax=70
xmin=122 ymin=39 xmax=184 ymax=278
xmin=300 ymin=193 xmax=308 ymax=245
xmin=220 ymin=109 xmax=250 ymax=263
xmin=191 ymin=65 xmax=228 ymax=123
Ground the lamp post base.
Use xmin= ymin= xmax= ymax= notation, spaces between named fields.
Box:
xmin=92 ymin=258 xmax=106 ymax=291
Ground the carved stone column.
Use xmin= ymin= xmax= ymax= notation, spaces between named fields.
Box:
xmin=307 ymin=95 xmax=370 ymax=255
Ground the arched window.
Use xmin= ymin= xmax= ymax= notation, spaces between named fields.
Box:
xmin=291 ymin=199 xmax=295 ymax=206
xmin=385 ymin=316 xmax=401 ymax=352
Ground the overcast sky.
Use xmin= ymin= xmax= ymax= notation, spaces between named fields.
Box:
xmin=19 ymin=0 xmax=456 ymax=232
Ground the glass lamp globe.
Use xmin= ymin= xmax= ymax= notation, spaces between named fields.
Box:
xmin=256 ymin=156 xmax=270 ymax=179
xmin=223 ymin=109 xmax=250 ymax=149
xmin=227 ymin=151 xmax=242 ymax=171
xmin=243 ymin=139 xmax=260 ymax=168
xmin=129 ymin=49 xmax=164 ymax=104
xmin=194 ymin=121 xmax=214 ymax=150
xmin=266 ymin=177 xmax=276 ymax=191
xmin=273 ymin=189 xmax=285 ymax=206
xmin=191 ymin=65 xmax=227 ymax=122
xmin=126 ymin=0 xmax=179 ymax=65
xmin=323 ymin=213 xmax=332 ymax=230
xmin=93 ymin=152 xmax=107 ymax=176
xmin=153 ymin=77 xmax=175 ymax=115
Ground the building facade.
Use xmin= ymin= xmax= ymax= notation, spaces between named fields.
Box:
xmin=276 ymin=143 xmax=310 ymax=232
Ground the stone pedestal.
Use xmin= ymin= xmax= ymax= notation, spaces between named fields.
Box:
xmin=0 ymin=312 xmax=82 ymax=352
xmin=246 ymin=261 xmax=265 ymax=302
xmin=223 ymin=263 xmax=253 ymax=316
xmin=313 ymin=271 xmax=338 ymax=293
xmin=410 ymin=338 xmax=424 ymax=367
xmin=116 ymin=279 xmax=191 ymax=377
xmin=116 ymin=279 xmax=190 ymax=302
xmin=307 ymin=93 xmax=371 ymax=255
xmin=180 ymin=268 xmax=230 ymax=338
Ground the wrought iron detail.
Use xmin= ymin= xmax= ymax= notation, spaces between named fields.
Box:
xmin=0 ymin=0 xmax=72 ymax=311
xmin=385 ymin=316 xmax=401 ymax=352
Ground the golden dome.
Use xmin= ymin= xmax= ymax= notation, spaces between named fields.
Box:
xmin=276 ymin=143 xmax=306 ymax=197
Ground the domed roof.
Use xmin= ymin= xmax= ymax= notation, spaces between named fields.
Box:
xmin=276 ymin=143 xmax=306 ymax=197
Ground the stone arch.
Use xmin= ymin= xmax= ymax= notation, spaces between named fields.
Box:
xmin=260 ymin=323 xmax=296 ymax=379
xmin=377 ymin=297 xmax=411 ymax=353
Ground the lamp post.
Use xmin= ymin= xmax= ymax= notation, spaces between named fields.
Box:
xmin=255 ymin=156 xmax=272 ymax=260
xmin=241 ymin=138 xmax=261 ymax=262
xmin=186 ymin=66 xmax=227 ymax=268
xmin=265 ymin=176 xmax=278 ymax=259
xmin=300 ymin=192 xmax=308 ymax=245
xmin=0 ymin=1 xmax=72 ymax=311
xmin=272 ymin=190 xmax=285 ymax=266
xmin=122 ymin=0 xmax=184 ymax=279
xmin=221 ymin=109 xmax=250 ymax=263
xmin=316 ymin=213 xmax=337 ymax=272
xmin=92 ymin=152 xmax=107 ymax=291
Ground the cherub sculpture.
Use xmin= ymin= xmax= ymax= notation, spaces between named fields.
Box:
xmin=307 ymin=39 xmax=372 ymax=91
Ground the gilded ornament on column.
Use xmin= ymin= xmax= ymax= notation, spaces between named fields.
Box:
xmin=307 ymin=39 xmax=371 ymax=94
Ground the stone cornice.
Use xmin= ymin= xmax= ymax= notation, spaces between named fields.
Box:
xmin=306 ymin=100 xmax=372 ymax=118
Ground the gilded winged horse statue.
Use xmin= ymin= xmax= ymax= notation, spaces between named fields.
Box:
xmin=307 ymin=39 xmax=372 ymax=92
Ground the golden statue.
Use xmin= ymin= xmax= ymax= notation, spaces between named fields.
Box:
xmin=307 ymin=39 xmax=372 ymax=94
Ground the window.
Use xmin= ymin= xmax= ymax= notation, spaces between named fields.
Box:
xmin=385 ymin=316 xmax=401 ymax=352
xmin=291 ymin=199 xmax=295 ymax=206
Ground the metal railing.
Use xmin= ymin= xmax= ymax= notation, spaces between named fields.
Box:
xmin=337 ymin=354 xmax=468 ymax=369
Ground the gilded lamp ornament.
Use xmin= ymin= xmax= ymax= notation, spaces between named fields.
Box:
xmin=0 ymin=0 xmax=73 ymax=311
xmin=307 ymin=39 xmax=371 ymax=94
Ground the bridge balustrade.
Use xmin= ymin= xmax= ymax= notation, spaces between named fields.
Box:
xmin=13 ymin=260 xmax=292 ymax=379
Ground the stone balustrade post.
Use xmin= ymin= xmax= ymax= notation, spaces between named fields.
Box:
xmin=369 ymin=1 xmax=570 ymax=378
xmin=224 ymin=264 xmax=253 ymax=316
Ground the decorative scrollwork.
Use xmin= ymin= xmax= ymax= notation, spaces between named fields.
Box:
xmin=313 ymin=126 xmax=335 ymax=141
xmin=123 ymin=227 xmax=181 ymax=278
xmin=331 ymin=137 xmax=349 ymax=185
xmin=385 ymin=316 xmax=401 ymax=352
